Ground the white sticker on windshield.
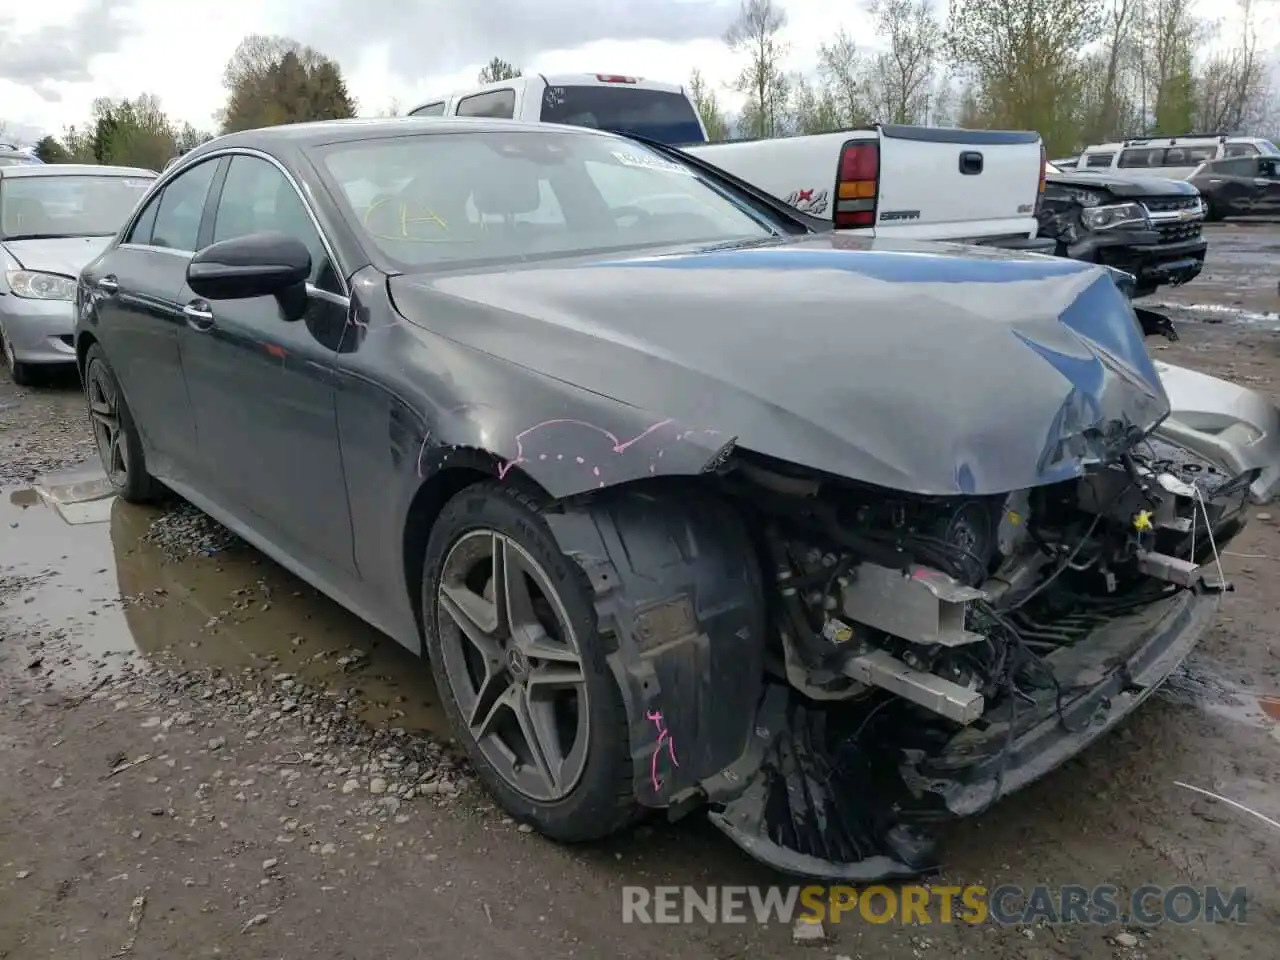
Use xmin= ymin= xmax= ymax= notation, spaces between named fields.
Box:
xmin=121 ymin=180 xmax=151 ymax=188
xmin=610 ymin=151 xmax=694 ymax=175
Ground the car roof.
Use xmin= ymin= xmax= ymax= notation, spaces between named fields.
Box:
xmin=1084 ymin=136 xmax=1265 ymax=151
xmin=186 ymin=116 xmax=624 ymax=155
xmin=0 ymin=163 xmax=157 ymax=179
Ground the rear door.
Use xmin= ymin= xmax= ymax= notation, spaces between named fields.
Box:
xmin=79 ymin=157 xmax=221 ymax=483
xmin=874 ymin=125 xmax=1041 ymax=240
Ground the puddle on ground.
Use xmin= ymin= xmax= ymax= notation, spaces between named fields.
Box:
xmin=0 ymin=468 xmax=449 ymax=738
xmin=1159 ymin=655 xmax=1280 ymax=731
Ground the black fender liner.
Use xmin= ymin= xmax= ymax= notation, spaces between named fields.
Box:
xmin=542 ymin=483 xmax=767 ymax=808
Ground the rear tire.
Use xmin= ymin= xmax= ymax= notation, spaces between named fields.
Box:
xmin=83 ymin=343 xmax=161 ymax=504
xmin=0 ymin=325 xmax=38 ymax=387
xmin=422 ymin=481 xmax=638 ymax=842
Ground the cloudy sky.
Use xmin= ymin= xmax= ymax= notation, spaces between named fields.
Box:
xmin=1 ymin=0 xmax=1278 ymax=144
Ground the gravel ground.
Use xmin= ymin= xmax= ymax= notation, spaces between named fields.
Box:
xmin=2 ymin=225 xmax=1280 ymax=959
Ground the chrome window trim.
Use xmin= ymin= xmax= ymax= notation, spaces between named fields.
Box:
xmin=118 ymin=147 xmax=351 ymax=298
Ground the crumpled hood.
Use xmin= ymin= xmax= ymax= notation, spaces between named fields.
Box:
xmin=1047 ymin=171 xmax=1200 ymax=198
xmin=2 ymin=236 xmax=112 ymax=276
xmin=392 ymin=235 xmax=1170 ymax=496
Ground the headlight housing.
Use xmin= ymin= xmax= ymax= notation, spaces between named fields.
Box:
xmin=6 ymin=270 xmax=76 ymax=301
xmin=1080 ymin=203 xmax=1149 ymax=231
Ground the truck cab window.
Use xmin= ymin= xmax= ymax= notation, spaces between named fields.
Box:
xmin=456 ymin=90 xmax=516 ymax=119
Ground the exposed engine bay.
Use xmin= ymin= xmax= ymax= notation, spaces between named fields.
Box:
xmin=686 ymin=436 xmax=1254 ymax=880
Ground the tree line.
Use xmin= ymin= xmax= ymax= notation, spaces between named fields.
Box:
xmin=11 ymin=0 xmax=1279 ymax=168
xmin=703 ymin=0 xmax=1277 ymax=154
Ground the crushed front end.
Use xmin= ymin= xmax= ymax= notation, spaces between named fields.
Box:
xmin=701 ymin=438 xmax=1251 ymax=880
xmin=1038 ymin=179 xmax=1206 ymax=298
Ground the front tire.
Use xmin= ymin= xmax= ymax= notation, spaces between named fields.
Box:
xmin=422 ymin=482 xmax=638 ymax=842
xmin=83 ymin=343 xmax=160 ymax=503
xmin=1 ymin=324 xmax=38 ymax=387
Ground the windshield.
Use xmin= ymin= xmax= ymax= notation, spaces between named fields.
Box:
xmin=1259 ymin=140 xmax=1279 ymax=156
xmin=0 ymin=174 xmax=154 ymax=239
xmin=540 ymin=85 xmax=705 ymax=145
xmin=0 ymin=155 xmax=39 ymax=167
xmin=317 ymin=130 xmax=779 ymax=272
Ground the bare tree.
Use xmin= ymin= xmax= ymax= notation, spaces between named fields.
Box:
xmin=790 ymin=75 xmax=842 ymax=134
xmin=687 ymin=69 xmax=731 ymax=141
xmin=863 ymin=0 xmax=943 ymax=125
xmin=725 ymin=0 xmax=791 ymax=139
xmin=1194 ymin=0 xmax=1269 ymax=133
xmin=817 ymin=30 xmax=865 ymax=127
xmin=1140 ymin=0 xmax=1200 ymax=134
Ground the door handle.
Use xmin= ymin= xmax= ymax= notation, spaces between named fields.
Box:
xmin=96 ymin=276 xmax=118 ymax=293
xmin=182 ymin=301 xmax=216 ymax=331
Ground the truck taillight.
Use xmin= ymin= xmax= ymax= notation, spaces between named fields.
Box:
xmin=1039 ymin=144 xmax=1046 ymax=194
xmin=834 ymin=141 xmax=879 ymax=229
xmin=596 ymin=74 xmax=638 ymax=83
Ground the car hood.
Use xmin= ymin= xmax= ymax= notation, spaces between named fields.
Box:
xmin=1 ymin=236 xmax=113 ymax=276
xmin=391 ymin=235 xmax=1170 ymax=496
xmin=1047 ymin=171 xmax=1200 ymax=197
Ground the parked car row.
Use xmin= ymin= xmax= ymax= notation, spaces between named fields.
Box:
xmin=2 ymin=105 xmax=1279 ymax=881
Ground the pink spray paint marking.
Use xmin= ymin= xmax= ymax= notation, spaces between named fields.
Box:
xmin=497 ymin=417 xmax=676 ymax=483
xmin=646 ymin=709 xmax=678 ymax=793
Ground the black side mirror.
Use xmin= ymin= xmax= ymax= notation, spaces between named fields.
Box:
xmin=187 ymin=232 xmax=311 ymax=304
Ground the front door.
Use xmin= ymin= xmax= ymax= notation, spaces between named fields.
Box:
xmin=177 ymin=154 xmax=356 ymax=576
xmin=80 ymin=157 xmax=223 ymax=483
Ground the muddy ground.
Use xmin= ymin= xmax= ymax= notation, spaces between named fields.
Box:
xmin=2 ymin=222 xmax=1280 ymax=959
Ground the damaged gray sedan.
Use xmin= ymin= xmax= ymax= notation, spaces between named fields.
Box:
xmin=75 ymin=118 xmax=1255 ymax=881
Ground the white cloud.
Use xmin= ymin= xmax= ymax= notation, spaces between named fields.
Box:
xmin=0 ymin=0 xmax=1276 ymax=144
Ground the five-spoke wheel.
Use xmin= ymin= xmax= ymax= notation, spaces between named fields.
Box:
xmin=436 ymin=529 xmax=591 ymax=802
xmin=87 ymin=359 xmax=129 ymax=488
xmin=82 ymin=343 xmax=159 ymax=503
xmin=423 ymin=482 xmax=637 ymax=841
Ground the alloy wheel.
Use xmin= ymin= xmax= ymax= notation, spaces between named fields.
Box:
xmin=436 ymin=530 xmax=591 ymax=802
xmin=87 ymin=362 xmax=129 ymax=488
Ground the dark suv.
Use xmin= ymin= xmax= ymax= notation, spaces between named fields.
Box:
xmin=1189 ymin=155 xmax=1280 ymax=221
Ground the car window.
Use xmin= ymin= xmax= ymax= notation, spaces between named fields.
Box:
xmin=456 ymin=90 xmax=516 ymax=119
xmin=212 ymin=155 xmax=338 ymax=291
xmin=151 ymin=159 xmax=219 ymax=251
xmin=317 ymin=129 xmax=779 ymax=272
xmin=1261 ymin=158 xmax=1279 ymax=178
xmin=539 ymin=85 xmax=705 ymax=145
xmin=0 ymin=174 xmax=154 ymax=240
xmin=1118 ymin=148 xmax=1163 ymax=169
xmin=1085 ymin=153 xmax=1113 ymax=168
xmin=410 ymin=102 xmax=446 ymax=117
xmin=1184 ymin=145 xmax=1216 ymax=163
xmin=126 ymin=192 xmax=161 ymax=244
xmin=1224 ymin=142 xmax=1258 ymax=158
xmin=1214 ymin=158 xmax=1255 ymax=176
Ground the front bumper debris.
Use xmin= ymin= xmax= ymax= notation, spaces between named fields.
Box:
xmin=704 ymin=589 xmax=1220 ymax=880
xmin=1068 ymin=231 xmax=1206 ymax=291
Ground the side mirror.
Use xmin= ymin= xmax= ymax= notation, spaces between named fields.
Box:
xmin=187 ymin=232 xmax=311 ymax=303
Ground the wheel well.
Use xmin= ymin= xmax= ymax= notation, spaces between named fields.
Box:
xmin=75 ymin=332 xmax=98 ymax=378
xmin=401 ymin=465 xmax=503 ymax=646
